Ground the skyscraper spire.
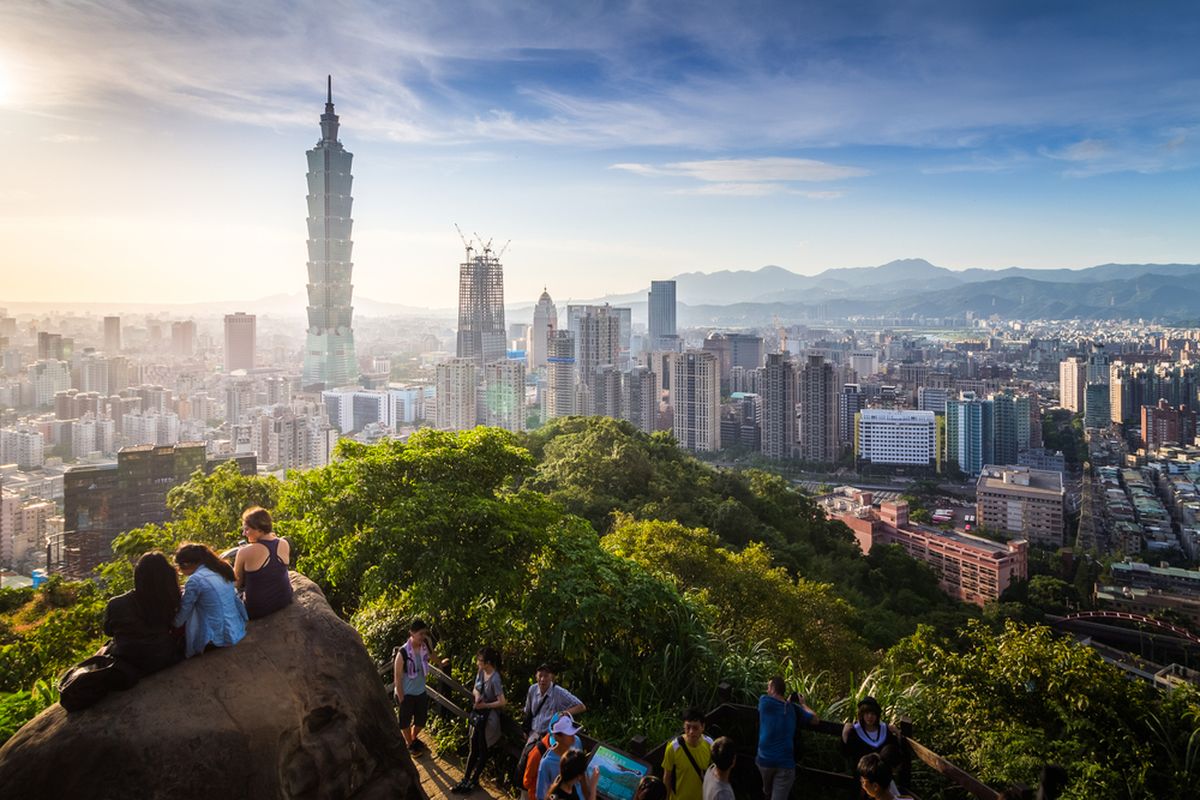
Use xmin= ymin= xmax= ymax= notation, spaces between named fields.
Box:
xmin=319 ymin=75 xmax=340 ymax=144
xmin=303 ymin=79 xmax=357 ymax=390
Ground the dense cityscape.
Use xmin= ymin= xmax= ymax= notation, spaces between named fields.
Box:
xmin=2 ymin=3 xmax=1200 ymax=799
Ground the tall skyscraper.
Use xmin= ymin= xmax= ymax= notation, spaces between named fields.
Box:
xmin=223 ymin=312 xmax=256 ymax=372
xmin=623 ymin=365 xmax=659 ymax=433
xmin=1059 ymin=356 xmax=1086 ymax=413
xmin=799 ymin=354 xmax=838 ymax=463
xmin=648 ymin=280 xmax=677 ymax=350
xmin=303 ymin=77 xmax=358 ymax=391
xmin=761 ymin=353 xmax=797 ymax=460
xmin=992 ymin=390 xmax=1032 ymax=465
xmin=456 ymin=240 xmax=507 ymax=366
xmin=436 ymin=358 xmax=478 ymax=431
xmin=103 ymin=316 xmax=121 ymax=354
xmin=545 ymin=330 xmax=577 ymax=419
xmin=670 ymin=351 xmax=720 ymax=451
xmin=838 ymin=383 xmax=865 ymax=448
xmin=946 ymin=392 xmax=995 ymax=476
xmin=482 ymin=360 xmax=526 ymax=432
xmin=567 ymin=304 xmax=621 ymax=387
xmin=171 ymin=321 xmax=196 ymax=357
xmin=529 ymin=289 xmax=557 ymax=370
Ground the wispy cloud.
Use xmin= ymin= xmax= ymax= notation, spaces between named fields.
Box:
xmin=614 ymin=157 xmax=865 ymax=197
xmin=1039 ymin=129 xmax=1200 ymax=177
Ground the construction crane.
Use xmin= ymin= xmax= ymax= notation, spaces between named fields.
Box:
xmin=454 ymin=223 xmax=473 ymax=257
xmin=496 ymin=239 xmax=511 ymax=260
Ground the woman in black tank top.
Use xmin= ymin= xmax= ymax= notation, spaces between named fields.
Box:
xmin=234 ymin=506 xmax=294 ymax=619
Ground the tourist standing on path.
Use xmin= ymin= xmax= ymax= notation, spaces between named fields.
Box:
xmin=857 ymin=754 xmax=914 ymax=800
xmin=517 ymin=663 xmax=587 ymax=793
xmin=234 ymin=506 xmax=293 ymax=619
xmin=756 ymin=676 xmax=821 ymax=800
xmin=452 ymin=646 xmax=507 ymax=794
xmin=535 ymin=714 xmax=585 ymax=800
xmin=394 ymin=618 xmax=446 ymax=755
xmin=662 ymin=707 xmax=713 ymax=800
xmin=842 ymin=696 xmax=904 ymax=796
xmin=702 ymin=737 xmax=737 ymax=800
xmin=172 ymin=543 xmax=247 ymax=658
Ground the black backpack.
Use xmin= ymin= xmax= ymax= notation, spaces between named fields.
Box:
xmin=57 ymin=654 xmax=138 ymax=712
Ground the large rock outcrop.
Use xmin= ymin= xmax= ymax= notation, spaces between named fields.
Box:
xmin=0 ymin=574 xmax=423 ymax=800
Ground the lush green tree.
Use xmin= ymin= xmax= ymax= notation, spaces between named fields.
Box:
xmin=886 ymin=619 xmax=1198 ymax=798
xmin=603 ymin=516 xmax=872 ymax=681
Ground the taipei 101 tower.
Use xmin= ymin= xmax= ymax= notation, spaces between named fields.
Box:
xmin=302 ymin=76 xmax=358 ymax=390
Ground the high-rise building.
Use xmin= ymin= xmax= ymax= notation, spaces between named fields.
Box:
xmin=838 ymin=383 xmax=865 ymax=448
xmin=103 ymin=316 xmax=121 ymax=354
xmin=482 ymin=360 xmax=526 ymax=432
xmin=648 ymin=280 xmax=677 ymax=350
xmin=223 ymin=312 xmax=256 ymax=372
xmin=456 ymin=241 xmax=507 ymax=366
xmin=1059 ymin=356 xmax=1086 ymax=412
xmin=591 ymin=364 xmax=622 ymax=419
xmin=761 ymin=353 xmax=797 ymax=460
xmin=545 ymin=331 xmax=577 ymax=420
xmin=171 ymin=321 xmax=196 ymax=357
xmin=799 ymin=354 xmax=838 ymax=463
xmin=31 ymin=360 xmax=71 ymax=407
xmin=529 ymin=289 xmax=557 ymax=370
xmin=670 ymin=351 xmax=720 ymax=452
xmin=63 ymin=444 xmax=255 ymax=574
xmin=567 ymin=304 xmax=621 ymax=387
xmin=917 ymin=386 xmax=950 ymax=415
xmin=435 ymin=359 xmax=478 ymax=432
xmin=1084 ymin=383 xmax=1110 ymax=429
xmin=1141 ymin=399 xmax=1197 ymax=449
xmin=303 ymin=77 xmax=358 ymax=390
xmin=991 ymin=390 xmax=1032 ymax=465
xmin=623 ymin=365 xmax=659 ymax=433
xmin=946 ymin=392 xmax=994 ymax=476
xmin=703 ymin=332 xmax=765 ymax=394
xmin=976 ymin=465 xmax=1065 ymax=548
xmin=856 ymin=409 xmax=937 ymax=467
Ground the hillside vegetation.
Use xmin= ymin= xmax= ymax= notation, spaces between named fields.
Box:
xmin=2 ymin=418 xmax=1197 ymax=798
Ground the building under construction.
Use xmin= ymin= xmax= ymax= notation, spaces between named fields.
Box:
xmin=455 ymin=232 xmax=507 ymax=366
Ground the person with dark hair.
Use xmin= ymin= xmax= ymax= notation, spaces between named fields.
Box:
xmin=517 ymin=663 xmax=587 ymax=792
xmin=663 ymin=706 xmax=713 ymax=800
xmin=757 ymin=677 xmax=820 ymax=800
xmin=452 ymin=646 xmax=507 ymax=794
xmin=1037 ymin=765 xmax=1068 ymax=800
xmin=702 ymin=736 xmax=737 ymax=800
xmin=857 ymin=754 xmax=913 ymax=800
xmin=394 ymin=618 xmax=446 ymax=755
xmin=634 ymin=776 xmax=668 ymax=800
xmin=103 ymin=551 xmax=183 ymax=675
xmin=172 ymin=543 xmax=247 ymax=658
xmin=546 ymin=748 xmax=600 ymax=800
xmin=843 ymin=696 xmax=905 ymax=795
xmin=234 ymin=506 xmax=293 ymax=619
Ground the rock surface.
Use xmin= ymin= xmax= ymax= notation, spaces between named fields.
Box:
xmin=0 ymin=574 xmax=423 ymax=800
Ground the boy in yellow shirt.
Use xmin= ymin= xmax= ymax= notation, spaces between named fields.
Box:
xmin=662 ymin=707 xmax=713 ymax=800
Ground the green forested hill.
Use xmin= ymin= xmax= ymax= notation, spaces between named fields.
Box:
xmin=2 ymin=419 xmax=1198 ymax=798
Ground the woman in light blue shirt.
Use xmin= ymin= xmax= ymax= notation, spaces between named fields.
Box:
xmin=173 ymin=543 xmax=248 ymax=658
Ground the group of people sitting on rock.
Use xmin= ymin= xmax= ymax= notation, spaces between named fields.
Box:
xmin=99 ymin=507 xmax=293 ymax=681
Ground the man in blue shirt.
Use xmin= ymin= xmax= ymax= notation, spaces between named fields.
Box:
xmin=756 ymin=676 xmax=820 ymax=800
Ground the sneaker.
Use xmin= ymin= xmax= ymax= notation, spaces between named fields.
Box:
xmin=450 ymin=781 xmax=471 ymax=794
xmin=408 ymin=739 xmax=428 ymax=754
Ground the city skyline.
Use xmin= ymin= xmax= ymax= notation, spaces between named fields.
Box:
xmin=1 ymin=1 xmax=1199 ymax=308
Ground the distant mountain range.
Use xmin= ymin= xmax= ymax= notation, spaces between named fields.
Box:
xmin=587 ymin=259 xmax=1200 ymax=324
xmin=8 ymin=260 xmax=1198 ymax=322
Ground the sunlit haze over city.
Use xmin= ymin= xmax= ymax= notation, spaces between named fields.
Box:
xmin=1 ymin=1 xmax=1198 ymax=308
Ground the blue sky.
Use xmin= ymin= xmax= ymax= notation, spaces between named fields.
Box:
xmin=1 ymin=0 xmax=1198 ymax=308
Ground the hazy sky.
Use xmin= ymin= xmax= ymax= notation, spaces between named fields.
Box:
xmin=1 ymin=1 xmax=1198 ymax=309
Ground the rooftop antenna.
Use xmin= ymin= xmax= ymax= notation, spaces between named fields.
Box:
xmin=327 ymin=75 xmax=332 ymax=104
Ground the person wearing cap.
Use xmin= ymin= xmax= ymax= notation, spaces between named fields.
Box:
xmin=523 ymin=663 xmax=587 ymax=742
xmin=756 ymin=676 xmax=820 ymax=800
xmin=842 ymin=696 xmax=904 ymax=796
xmin=536 ymin=713 xmax=585 ymax=800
